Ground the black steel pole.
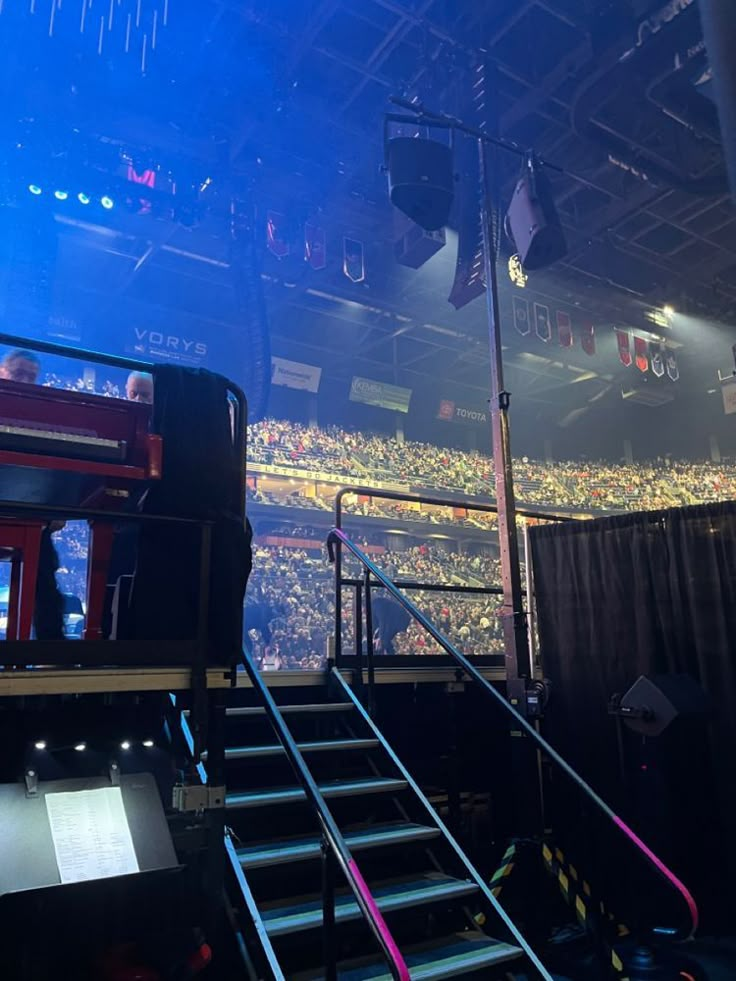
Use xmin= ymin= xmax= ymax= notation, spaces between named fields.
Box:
xmin=699 ymin=0 xmax=736 ymax=201
xmin=477 ymin=138 xmax=531 ymax=685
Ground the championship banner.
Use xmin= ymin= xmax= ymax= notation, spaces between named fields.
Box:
xmin=305 ymin=223 xmax=326 ymax=270
xmin=580 ymin=321 xmax=596 ymax=356
xmin=722 ymin=377 xmax=736 ymax=415
xmin=343 ymin=237 xmax=365 ymax=283
xmin=266 ymin=211 xmax=289 ymax=258
xmin=512 ymin=295 xmax=530 ymax=336
xmin=437 ymin=399 xmax=488 ymax=425
xmin=350 ymin=376 xmax=411 ymax=413
xmin=616 ymin=329 xmax=632 ymax=367
xmin=271 ymin=356 xmax=322 ymax=393
xmin=666 ymin=352 xmax=679 ymax=382
xmin=634 ymin=335 xmax=649 ymax=372
xmin=534 ymin=302 xmax=552 ymax=342
xmin=557 ymin=310 xmax=573 ymax=348
xmin=650 ymin=345 xmax=665 ymax=378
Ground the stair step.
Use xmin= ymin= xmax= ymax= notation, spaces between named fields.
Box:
xmin=218 ymin=737 xmax=379 ymax=761
xmin=293 ymin=931 xmax=523 ymax=980
xmin=226 ymin=776 xmax=408 ymax=809
xmin=237 ymin=822 xmax=441 ymax=869
xmin=225 ymin=702 xmax=353 ymax=718
xmin=261 ymin=874 xmax=479 ymax=938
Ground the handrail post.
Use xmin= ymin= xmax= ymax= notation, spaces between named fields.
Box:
xmin=322 ymin=836 xmax=337 ymax=981
xmin=363 ymin=567 xmax=376 ymax=716
xmin=353 ymin=581 xmax=364 ymax=698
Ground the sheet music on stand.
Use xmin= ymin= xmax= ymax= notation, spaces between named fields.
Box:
xmin=45 ymin=787 xmax=140 ymax=884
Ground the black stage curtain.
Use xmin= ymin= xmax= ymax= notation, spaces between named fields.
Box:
xmin=530 ymin=501 xmax=736 ymax=929
xmin=128 ymin=367 xmax=251 ymax=663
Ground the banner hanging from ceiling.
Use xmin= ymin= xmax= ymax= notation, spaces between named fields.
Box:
xmin=271 ymin=356 xmax=322 ymax=393
xmin=350 ymin=376 xmax=412 ymax=413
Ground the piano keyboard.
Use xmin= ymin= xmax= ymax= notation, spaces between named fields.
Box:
xmin=0 ymin=424 xmax=127 ymax=463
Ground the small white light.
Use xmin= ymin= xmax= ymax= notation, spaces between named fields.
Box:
xmin=143 ymin=739 xmax=154 ymax=748
xmin=120 ymin=740 xmax=131 ymax=751
xmin=28 ymin=184 xmax=42 ymax=195
xmin=77 ymin=192 xmax=91 ymax=205
xmin=34 ymin=740 xmax=47 ymax=751
xmin=54 ymin=189 xmax=69 ymax=201
xmin=101 ymin=195 xmax=114 ymax=210
xmin=663 ymin=304 xmax=675 ymax=318
xmin=74 ymin=742 xmax=86 ymax=752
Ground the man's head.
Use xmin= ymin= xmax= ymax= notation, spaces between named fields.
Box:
xmin=125 ymin=371 xmax=154 ymax=405
xmin=0 ymin=349 xmax=41 ymax=385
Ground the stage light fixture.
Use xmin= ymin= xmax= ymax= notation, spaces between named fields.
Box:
xmin=143 ymin=739 xmax=154 ymax=748
xmin=28 ymin=184 xmax=42 ymax=195
xmin=77 ymin=192 xmax=91 ymax=205
xmin=663 ymin=304 xmax=675 ymax=318
xmin=100 ymin=195 xmax=114 ymax=210
xmin=505 ymin=155 xmax=567 ymax=271
xmin=120 ymin=740 xmax=131 ymax=751
xmin=34 ymin=740 xmax=47 ymax=751
xmin=386 ymin=136 xmax=455 ymax=232
xmin=74 ymin=742 xmax=86 ymax=752
xmin=54 ymin=189 xmax=68 ymax=201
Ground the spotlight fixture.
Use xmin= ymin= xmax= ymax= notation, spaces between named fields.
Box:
xmin=74 ymin=742 xmax=86 ymax=752
xmin=142 ymin=739 xmax=154 ymax=748
xmin=54 ymin=189 xmax=69 ymax=201
xmin=100 ymin=195 xmax=114 ymax=210
xmin=77 ymin=192 xmax=91 ymax=205
xmin=120 ymin=740 xmax=131 ymax=751
xmin=663 ymin=304 xmax=675 ymax=318
xmin=34 ymin=740 xmax=47 ymax=751
xmin=28 ymin=184 xmax=42 ymax=195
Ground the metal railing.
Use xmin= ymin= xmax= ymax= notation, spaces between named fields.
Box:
xmin=238 ymin=648 xmax=410 ymax=981
xmin=333 ymin=485 xmax=569 ymax=701
xmin=326 ymin=528 xmax=699 ymax=942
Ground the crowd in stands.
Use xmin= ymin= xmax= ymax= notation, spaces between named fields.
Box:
xmin=249 ymin=417 xmax=736 ymax=511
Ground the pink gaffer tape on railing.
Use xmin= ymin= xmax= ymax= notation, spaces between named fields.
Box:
xmin=348 ymin=859 xmax=411 ymax=981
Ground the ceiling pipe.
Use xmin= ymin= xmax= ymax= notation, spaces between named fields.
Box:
xmin=570 ymin=0 xmax=729 ymax=195
xmin=698 ymin=0 xmax=736 ymax=202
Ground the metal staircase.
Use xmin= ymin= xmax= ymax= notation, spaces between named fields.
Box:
xmin=211 ymin=663 xmax=551 ymax=980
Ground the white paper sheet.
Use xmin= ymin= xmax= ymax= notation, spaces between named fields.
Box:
xmin=45 ymin=787 xmax=140 ymax=884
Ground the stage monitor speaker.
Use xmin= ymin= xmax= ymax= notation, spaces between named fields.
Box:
xmin=505 ymin=159 xmax=567 ymax=271
xmin=394 ymin=222 xmax=446 ymax=269
xmin=387 ymin=137 xmax=454 ymax=232
xmin=617 ymin=674 xmax=710 ymax=737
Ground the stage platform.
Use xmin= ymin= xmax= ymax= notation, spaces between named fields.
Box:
xmin=0 ymin=664 xmax=505 ymax=697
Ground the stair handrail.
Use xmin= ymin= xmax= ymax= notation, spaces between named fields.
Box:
xmin=327 ymin=527 xmax=699 ymax=941
xmin=239 ymin=649 xmax=410 ymax=981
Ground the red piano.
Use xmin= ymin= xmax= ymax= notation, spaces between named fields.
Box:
xmin=0 ymin=381 xmax=162 ymax=641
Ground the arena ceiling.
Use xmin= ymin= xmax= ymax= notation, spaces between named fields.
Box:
xmin=2 ymin=0 xmax=736 ymax=428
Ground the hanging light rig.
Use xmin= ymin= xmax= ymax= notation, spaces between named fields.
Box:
xmin=0 ymin=0 xmax=170 ymax=74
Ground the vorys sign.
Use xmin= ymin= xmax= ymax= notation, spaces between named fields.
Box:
xmin=129 ymin=328 xmax=208 ymax=363
xmin=437 ymin=399 xmax=488 ymax=425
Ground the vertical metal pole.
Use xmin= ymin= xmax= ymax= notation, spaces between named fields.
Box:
xmin=322 ymin=839 xmax=337 ymax=981
xmin=363 ymin=568 xmax=376 ymax=716
xmin=522 ymin=520 xmax=538 ymax=675
xmin=353 ymin=582 xmax=364 ymax=696
xmin=478 ymin=137 xmax=530 ymax=686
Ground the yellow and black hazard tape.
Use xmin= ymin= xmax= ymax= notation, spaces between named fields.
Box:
xmin=490 ymin=843 xmax=517 ymax=898
xmin=541 ymin=842 xmax=631 ymax=978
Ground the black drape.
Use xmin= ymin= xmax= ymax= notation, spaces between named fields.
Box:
xmin=128 ymin=367 xmax=251 ymax=663
xmin=530 ymin=501 xmax=736 ymax=929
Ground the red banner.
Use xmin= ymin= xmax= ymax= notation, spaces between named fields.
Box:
xmin=634 ymin=335 xmax=648 ymax=372
xmin=305 ymin=223 xmax=326 ymax=270
xmin=266 ymin=211 xmax=289 ymax=258
xmin=557 ymin=310 xmax=573 ymax=348
xmin=580 ymin=321 xmax=596 ymax=356
xmin=617 ymin=330 xmax=632 ymax=367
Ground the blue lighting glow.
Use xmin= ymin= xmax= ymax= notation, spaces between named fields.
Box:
xmin=77 ymin=192 xmax=91 ymax=205
xmin=100 ymin=195 xmax=114 ymax=210
xmin=54 ymin=189 xmax=69 ymax=201
xmin=28 ymin=184 xmax=42 ymax=195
